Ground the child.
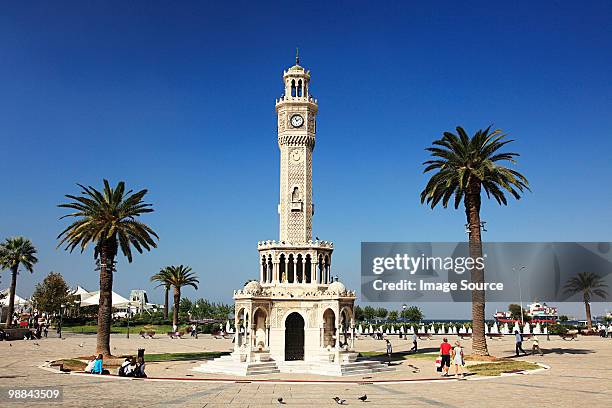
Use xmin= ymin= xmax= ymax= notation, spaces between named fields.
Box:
xmin=85 ymin=355 xmax=96 ymax=373
xmin=532 ymin=336 xmax=544 ymax=356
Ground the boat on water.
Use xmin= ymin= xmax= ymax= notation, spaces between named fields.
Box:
xmin=494 ymin=302 xmax=558 ymax=324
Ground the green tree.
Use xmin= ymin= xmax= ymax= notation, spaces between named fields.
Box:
xmin=180 ymin=297 xmax=193 ymax=315
xmin=388 ymin=310 xmax=398 ymax=321
xmin=57 ymin=180 xmax=159 ymax=355
xmin=0 ymin=237 xmax=38 ymax=327
xmin=150 ymin=267 xmax=172 ymax=319
xmin=421 ymin=126 xmax=529 ymax=355
xmin=31 ymin=272 xmax=74 ymax=314
xmin=165 ymin=265 xmax=199 ymax=327
xmin=354 ymin=305 xmax=364 ymax=322
xmin=564 ymin=272 xmax=608 ymax=330
xmin=508 ymin=304 xmax=523 ymax=320
xmin=376 ymin=307 xmax=388 ymax=320
xmin=363 ymin=306 xmax=376 ymax=322
xmin=401 ymin=306 xmax=424 ymax=322
xmin=559 ymin=315 xmax=569 ymax=322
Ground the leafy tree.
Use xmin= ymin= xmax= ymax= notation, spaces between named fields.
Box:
xmin=564 ymin=272 xmax=608 ymax=329
xmin=363 ymin=306 xmax=376 ymax=322
xmin=57 ymin=180 xmax=159 ymax=355
xmin=507 ymin=304 xmax=523 ymax=320
xmin=354 ymin=305 xmax=364 ymax=322
xmin=0 ymin=237 xmax=38 ymax=327
xmin=179 ymin=297 xmax=193 ymax=315
xmin=376 ymin=307 xmax=388 ymax=319
xmin=150 ymin=267 xmax=172 ymax=319
xmin=401 ymin=306 xmax=424 ymax=322
xmin=165 ymin=265 xmax=199 ymax=326
xmin=421 ymin=126 xmax=529 ymax=355
xmin=559 ymin=315 xmax=569 ymax=322
xmin=31 ymin=272 xmax=74 ymax=314
xmin=388 ymin=310 xmax=398 ymax=321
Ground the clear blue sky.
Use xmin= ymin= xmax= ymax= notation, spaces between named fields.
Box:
xmin=1 ymin=1 xmax=611 ymax=319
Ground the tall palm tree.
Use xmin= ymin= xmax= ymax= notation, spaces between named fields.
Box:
xmin=57 ymin=180 xmax=158 ymax=355
xmin=564 ymin=272 xmax=608 ymax=330
xmin=0 ymin=237 xmax=38 ymax=327
xmin=165 ymin=265 xmax=199 ymax=327
xmin=421 ymin=126 xmax=529 ymax=355
xmin=150 ymin=267 xmax=172 ymax=319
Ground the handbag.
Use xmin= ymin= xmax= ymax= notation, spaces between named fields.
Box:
xmin=435 ymin=357 xmax=442 ymax=372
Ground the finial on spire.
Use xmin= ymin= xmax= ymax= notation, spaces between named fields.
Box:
xmin=295 ymin=47 xmax=299 ymax=65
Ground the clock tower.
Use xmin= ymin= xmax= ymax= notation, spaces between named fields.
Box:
xmin=275 ymin=52 xmax=318 ymax=243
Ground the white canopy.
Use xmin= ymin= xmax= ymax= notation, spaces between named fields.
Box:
xmin=0 ymin=289 xmax=28 ymax=306
xmin=80 ymin=290 xmax=131 ymax=307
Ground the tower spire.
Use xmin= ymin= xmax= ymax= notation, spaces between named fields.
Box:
xmin=295 ymin=47 xmax=299 ymax=65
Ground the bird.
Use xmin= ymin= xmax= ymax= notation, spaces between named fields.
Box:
xmin=9 ymin=343 xmax=12 ymax=347
xmin=277 ymin=397 xmax=285 ymax=404
xmin=78 ymin=343 xmax=84 ymax=348
xmin=315 ymin=236 xmax=320 ymax=240
xmin=33 ymin=342 xmax=40 ymax=346
xmin=333 ymin=397 xmax=346 ymax=405
xmin=358 ymin=394 xmax=368 ymax=402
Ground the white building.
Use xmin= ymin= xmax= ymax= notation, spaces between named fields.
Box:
xmin=195 ymin=55 xmax=390 ymax=376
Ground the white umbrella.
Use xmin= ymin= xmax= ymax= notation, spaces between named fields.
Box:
xmin=80 ymin=290 xmax=131 ymax=307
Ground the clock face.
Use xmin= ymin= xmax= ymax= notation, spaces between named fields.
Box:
xmin=290 ymin=149 xmax=302 ymax=162
xmin=290 ymin=114 xmax=304 ymax=128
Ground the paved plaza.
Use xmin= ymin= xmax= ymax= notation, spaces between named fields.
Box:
xmin=1 ymin=333 xmax=610 ymax=407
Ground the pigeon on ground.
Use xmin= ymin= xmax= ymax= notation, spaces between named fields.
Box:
xmin=78 ymin=343 xmax=84 ymax=348
xmin=358 ymin=394 xmax=368 ymax=402
xmin=277 ymin=397 xmax=285 ymax=404
xmin=33 ymin=342 xmax=40 ymax=346
xmin=333 ymin=397 xmax=346 ymax=405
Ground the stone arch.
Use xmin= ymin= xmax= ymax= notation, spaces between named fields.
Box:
xmin=284 ymin=311 xmax=305 ymax=361
xmin=322 ymin=308 xmax=336 ymax=348
xmin=340 ymin=307 xmax=352 ymax=347
xmin=252 ymin=307 xmax=268 ymax=349
xmin=279 ymin=253 xmax=286 ymax=283
xmin=318 ymin=255 xmax=324 ymax=284
xmin=296 ymin=253 xmax=304 ymax=283
xmin=261 ymin=255 xmax=267 ymax=283
xmin=267 ymin=255 xmax=273 ymax=283
xmin=305 ymin=254 xmax=312 ymax=283
xmin=291 ymin=79 xmax=296 ymax=97
xmin=324 ymin=255 xmax=330 ymax=283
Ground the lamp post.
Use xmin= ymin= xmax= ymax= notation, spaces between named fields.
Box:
xmin=195 ymin=304 xmax=199 ymax=339
xmin=59 ymin=304 xmax=65 ymax=338
xmin=126 ymin=309 xmax=132 ymax=339
xmin=513 ymin=266 xmax=526 ymax=325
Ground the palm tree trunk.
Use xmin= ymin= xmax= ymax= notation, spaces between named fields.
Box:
xmin=4 ymin=265 xmax=18 ymax=327
xmin=163 ymin=286 xmax=169 ymax=319
xmin=465 ymin=183 xmax=489 ymax=356
xmin=584 ymin=297 xmax=592 ymax=330
xmin=96 ymin=242 xmax=114 ymax=356
xmin=172 ymin=287 xmax=181 ymax=327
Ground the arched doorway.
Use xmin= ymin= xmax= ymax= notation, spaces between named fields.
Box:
xmin=284 ymin=312 xmax=305 ymax=361
xmin=323 ymin=309 xmax=336 ymax=348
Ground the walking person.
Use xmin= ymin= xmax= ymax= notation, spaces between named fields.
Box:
xmin=385 ymin=339 xmax=393 ymax=365
xmin=515 ymin=330 xmax=527 ymax=356
xmin=531 ymin=335 xmax=544 ymax=356
xmin=439 ymin=337 xmax=452 ymax=376
xmin=410 ymin=332 xmax=418 ymax=352
xmin=452 ymin=341 xmax=465 ymax=378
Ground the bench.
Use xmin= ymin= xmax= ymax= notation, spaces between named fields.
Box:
xmin=560 ymin=333 xmax=578 ymax=341
xmin=458 ymin=333 xmax=473 ymax=339
xmin=487 ymin=333 xmax=504 ymax=340
xmin=167 ymin=331 xmax=184 ymax=339
xmin=139 ymin=331 xmax=155 ymax=339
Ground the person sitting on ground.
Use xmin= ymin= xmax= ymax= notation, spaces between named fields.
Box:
xmin=134 ymin=356 xmax=147 ymax=378
xmin=439 ymin=337 xmax=452 ymax=377
xmin=531 ymin=335 xmax=544 ymax=356
xmin=85 ymin=355 xmax=96 ymax=373
xmin=91 ymin=354 xmax=109 ymax=375
xmin=125 ymin=357 xmax=138 ymax=377
xmin=118 ymin=357 xmax=132 ymax=376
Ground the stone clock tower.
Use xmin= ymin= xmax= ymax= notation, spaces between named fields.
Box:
xmin=194 ymin=55 xmax=391 ymax=377
xmin=276 ymin=53 xmax=317 ymax=243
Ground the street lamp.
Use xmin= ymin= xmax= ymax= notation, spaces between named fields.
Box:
xmin=195 ymin=304 xmax=199 ymax=339
xmin=59 ymin=304 xmax=65 ymax=338
xmin=513 ymin=266 xmax=527 ymax=325
xmin=126 ymin=309 xmax=132 ymax=339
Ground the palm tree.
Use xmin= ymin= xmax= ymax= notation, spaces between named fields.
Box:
xmin=165 ymin=265 xmax=199 ymax=327
xmin=57 ymin=180 xmax=158 ymax=355
xmin=150 ymin=267 xmax=172 ymax=319
xmin=0 ymin=237 xmax=38 ymax=327
xmin=421 ymin=126 xmax=529 ymax=355
xmin=564 ymin=272 xmax=608 ymax=330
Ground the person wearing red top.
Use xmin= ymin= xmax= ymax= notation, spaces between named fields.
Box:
xmin=439 ymin=338 xmax=453 ymax=376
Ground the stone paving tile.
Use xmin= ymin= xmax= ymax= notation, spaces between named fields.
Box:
xmin=1 ymin=333 xmax=611 ymax=407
